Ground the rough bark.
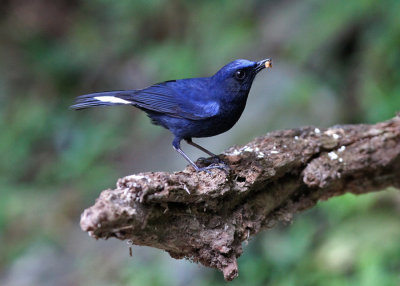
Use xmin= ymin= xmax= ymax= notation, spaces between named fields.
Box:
xmin=80 ymin=115 xmax=400 ymax=281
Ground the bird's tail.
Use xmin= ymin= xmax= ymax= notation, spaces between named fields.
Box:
xmin=70 ymin=91 xmax=135 ymax=110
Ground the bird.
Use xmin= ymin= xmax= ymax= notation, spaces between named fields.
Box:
xmin=70 ymin=58 xmax=272 ymax=172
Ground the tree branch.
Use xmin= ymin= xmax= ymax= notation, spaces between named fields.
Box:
xmin=80 ymin=115 xmax=400 ymax=281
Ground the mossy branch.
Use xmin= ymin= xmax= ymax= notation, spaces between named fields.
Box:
xmin=80 ymin=114 xmax=400 ymax=281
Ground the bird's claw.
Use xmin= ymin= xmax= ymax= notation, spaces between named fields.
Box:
xmin=197 ymin=156 xmax=225 ymax=165
xmin=195 ymin=162 xmax=230 ymax=174
xmin=196 ymin=155 xmax=231 ymax=173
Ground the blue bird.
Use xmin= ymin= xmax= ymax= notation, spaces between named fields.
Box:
xmin=71 ymin=58 xmax=272 ymax=172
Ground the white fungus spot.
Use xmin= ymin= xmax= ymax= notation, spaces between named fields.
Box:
xmin=338 ymin=146 xmax=346 ymax=152
xmin=270 ymin=150 xmax=279 ymax=154
xmin=228 ymin=149 xmax=241 ymax=156
xmin=126 ymin=174 xmax=149 ymax=182
xmin=314 ymin=128 xmax=321 ymax=134
xmin=338 ymin=158 xmax=343 ymax=163
xmin=325 ymin=129 xmax=341 ymax=139
xmin=182 ymin=184 xmax=190 ymax=194
xmin=328 ymin=152 xmax=338 ymax=160
xmin=294 ymin=136 xmax=299 ymax=140
xmin=226 ymin=145 xmax=266 ymax=158
xmin=243 ymin=146 xmax=254 ymax=152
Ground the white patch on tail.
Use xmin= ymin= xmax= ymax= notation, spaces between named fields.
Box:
xmin=94 ymin=96 xmax=131 ymax=104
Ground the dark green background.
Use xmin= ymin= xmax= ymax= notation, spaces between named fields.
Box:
xmin=1 ymin=0 xmax=399 ymax=285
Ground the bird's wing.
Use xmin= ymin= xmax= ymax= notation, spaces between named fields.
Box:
xmin=131 ymin=82 xmax=219 ymax=120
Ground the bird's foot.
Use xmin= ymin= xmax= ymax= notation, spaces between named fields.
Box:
xmin=195 ymin=163 xmax=230 ymax=174
xmin=193 ymin=156 xmax=231 ymax=174
xmin=197 ymin=156 xmax=226 ymax=166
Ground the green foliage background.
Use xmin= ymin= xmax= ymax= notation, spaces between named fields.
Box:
xmin=0 ymin=0 xmax=399 ymax=285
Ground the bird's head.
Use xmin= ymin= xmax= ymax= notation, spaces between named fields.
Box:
xmin=212 ymin=58 xmax=271 ymax=98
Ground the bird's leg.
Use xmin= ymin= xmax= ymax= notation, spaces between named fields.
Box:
xmin=185 ymin=138 xmax=216 ymax=157
xmin=184 ymin=138 xmax=230 ymax=169
xmin=173 ymin=138 xmax=228 ymax=173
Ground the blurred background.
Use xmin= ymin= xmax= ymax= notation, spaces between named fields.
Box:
xmin=1 ymin=0 xmax=400 ymax=285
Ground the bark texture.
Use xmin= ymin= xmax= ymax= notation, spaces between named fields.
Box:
xmin=81 ymin=115 xmax=400 ymax=281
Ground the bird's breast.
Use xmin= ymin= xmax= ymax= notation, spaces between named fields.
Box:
xmin=189 ymin=95 xmax=248 ymax=137
xmin=216 ymin=99 xmax=247 ymax=126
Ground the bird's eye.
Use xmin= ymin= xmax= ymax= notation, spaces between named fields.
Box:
xmin=235 ymin=69 xmax=246 ymax=80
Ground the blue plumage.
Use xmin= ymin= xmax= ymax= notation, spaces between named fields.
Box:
xmin=71 ymin=58 xmax=271 ymax=172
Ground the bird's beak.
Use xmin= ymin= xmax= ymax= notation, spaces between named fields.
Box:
xmin=255 ymin=58 xmax=272 ymax=73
